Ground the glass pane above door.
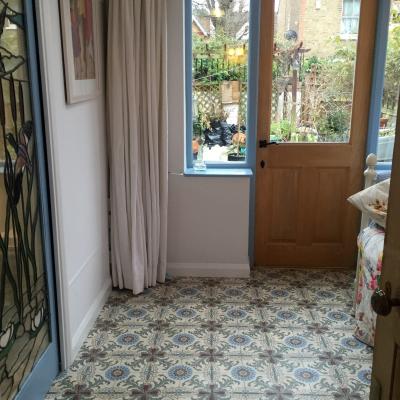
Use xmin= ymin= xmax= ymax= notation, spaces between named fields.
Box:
xmin=270 ymin=0 xmax=360 ymax=143
xmin=0 ymin=2 xmax=51 ymax=398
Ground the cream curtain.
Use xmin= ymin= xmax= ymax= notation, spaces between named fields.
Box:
xmin=107 ymin=0 xmax=168 ymax=294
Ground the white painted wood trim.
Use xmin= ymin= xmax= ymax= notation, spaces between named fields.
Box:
xmin=354 ymin=153 xmax=378 ymax=314
xmin=35 ymin=0 xmax=71 ymax=369
xmin=67 ymin=246 xmax=104 ymax=287
xmin=361 ymin=153 xmax=378 ymax=230
xmin=364 ymin=153 xmax=378 ymax=188
xmin=71 ymin=278 xmax=111 ymax=361
xmin=167 ymin=262 xmax=250 ymax=278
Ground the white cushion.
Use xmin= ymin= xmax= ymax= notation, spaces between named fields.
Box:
xmin=348 ymin=179 xmax=390 ymax=228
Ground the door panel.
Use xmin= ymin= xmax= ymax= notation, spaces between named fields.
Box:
xmin=370 ymin=94 xmax=400 ymax=399
xmin=255 ymin=0 xmax=378 ymax=268
xmin=0 ymin=1 xmax=59 ymax=399
xmin=268 ymin=168 xmax=299 ymax=242
xmin=313 ymin=168 xmax=347 ymax=243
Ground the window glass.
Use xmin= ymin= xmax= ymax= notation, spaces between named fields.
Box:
xmin=0 ymin=7 xmax=31 ymax=162
xmin=377 ymin=1 xmax=400 ymax=163
xmin=191 ymin=0 xmax=250 ymax=164
xmin=0 ymin=2 xmax=51 ymax=398
xmin=271 ymin=0 xmax=360 ymax=143
xmin=342 ymin=0 xmax=361 ymax=35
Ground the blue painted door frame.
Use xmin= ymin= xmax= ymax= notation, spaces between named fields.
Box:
xmin=184 ymin=0 xmax=260 ymax=171
xmin=15 ymin=1 xmax=60 ymax=398
xmin=184 ymin=0 xmax=260 ymax=265
xmin=366 ymin=0 xmax=392 ymax=171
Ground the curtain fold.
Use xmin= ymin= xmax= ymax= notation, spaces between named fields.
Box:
xmin=107 ymin=0 xmax=168 ymax=294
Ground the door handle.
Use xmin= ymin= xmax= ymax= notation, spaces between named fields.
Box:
xmin=259 ymin=140 xmax=278 ymax=148
xmin=371 ymin=282 xmax=400 ymax=316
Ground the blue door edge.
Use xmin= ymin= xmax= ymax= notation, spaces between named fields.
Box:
xmin=15 ymin=344 xmax=60 ymax=400
xmin=16 ymin=1 xmax=60 ymax=398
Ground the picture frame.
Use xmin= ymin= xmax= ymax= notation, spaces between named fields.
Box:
xmin=59 ymin=0 xmax=101 ymax=104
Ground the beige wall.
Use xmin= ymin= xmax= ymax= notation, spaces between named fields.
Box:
xmin=276 ymin=0 xmax=345 ymax=57
xmin=301 ymin=0 xmax=343 ymax=57
xmin=276 ymin=0 xmax=302 ymax=38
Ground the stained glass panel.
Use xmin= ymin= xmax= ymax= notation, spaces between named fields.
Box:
xmin=0 ymin=1 xmax=50 ymax=398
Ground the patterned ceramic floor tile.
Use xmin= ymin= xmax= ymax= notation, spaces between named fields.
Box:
xmin=47 ymin=268 xmax=372 ymax=400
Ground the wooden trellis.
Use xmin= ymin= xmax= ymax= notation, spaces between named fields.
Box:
xmin=193 ymin=82 xmax=222 ymax=117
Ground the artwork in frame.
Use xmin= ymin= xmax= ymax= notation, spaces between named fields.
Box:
xmin=60 ymin=0 xmax=100 ymax=103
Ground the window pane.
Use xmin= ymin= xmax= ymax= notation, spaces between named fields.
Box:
xmin=343 ymin=0 xmax=360 ymax=17
xmin=343 ymin=0 xmax=353 ymax=16
xmin=192 ymin=0 xmax=250 ymax=163
xmin=377 ymin=2 xmax=400 ymax=163
xmin=342 ymin=17 xmax=359 ymax=35
xmin=271 ymin=0 xmax=359 ymax=143
xmin=353 ymin=0 xmax=361 ymax=17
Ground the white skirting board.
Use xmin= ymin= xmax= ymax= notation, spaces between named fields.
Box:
xmin=70 ymin=278 xmax=112 ymax=362
xmin=167 ymin=262 xmax=250 ymax=278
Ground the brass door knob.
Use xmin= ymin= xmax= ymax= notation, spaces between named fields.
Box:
xmin=371 ymin=281 xmax=400 ymax=316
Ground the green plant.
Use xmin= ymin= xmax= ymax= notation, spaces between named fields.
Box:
xmin=383 ymin=18 xmax=400 ymax=105
xmin=317 ymin=108 xmax=350 ymax=135
xmin=270 ymin=120 xmax=294 ymax=141
xmin=296 ymin=38 xmax=357 ymax=139
xmin=193 ymin=28 xmax=248 ymax=83
xmin=300 ymin=55 xmax=322 ymax=80
xmin=193 ymin=57 xmax=247 ymax=83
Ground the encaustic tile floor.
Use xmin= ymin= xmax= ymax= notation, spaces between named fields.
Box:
xmin=46 ymin=269 xmax=373 ymax=400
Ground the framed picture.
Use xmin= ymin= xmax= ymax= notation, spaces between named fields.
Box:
xmin=59 ymin=0 xmax=101 ymax=103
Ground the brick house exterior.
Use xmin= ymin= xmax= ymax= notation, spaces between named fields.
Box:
xmin=276 ymin=0 xmax=354 ymax=57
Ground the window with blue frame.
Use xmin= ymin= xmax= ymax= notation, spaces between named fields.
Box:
xmin=341 ymin=0 xmax=361 ymax=36
xmin=188 ymin=0 xmax=252 ymax=168
xmin=370 ymin=0 xmax=400 ymax=165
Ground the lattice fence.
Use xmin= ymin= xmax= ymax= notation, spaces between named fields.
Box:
xmin=193 ymin=83 xmax=222 ymax=117
xmin=238 ymin=83 xmax=247 ymax=124
xmin=194 ymin=82 xmax=249 ymax=125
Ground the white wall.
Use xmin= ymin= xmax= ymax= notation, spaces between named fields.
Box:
xmin=34 ymin=0 xmax=249 ymax=368
xmin=36 ymin=0 xmax=111 ymax=368
xmin=166 ymin=0 xmax=251 ymax=277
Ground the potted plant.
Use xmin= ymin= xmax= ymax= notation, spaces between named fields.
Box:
xmin=227 ymin=126 xmax=246 ymax=162
xmin=192 ymin=111 xmax=207 ymax=170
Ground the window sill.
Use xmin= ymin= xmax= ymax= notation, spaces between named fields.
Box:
xmin=184 ymin=167 xmax=253 ymax=177
xmin=340 ymin=33 xmax=358 ymax=41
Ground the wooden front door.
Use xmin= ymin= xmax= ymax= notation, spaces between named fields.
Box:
xmin=255 ymin=0 xmax=378 ymax=268
xmin=370 ymin=100 xmax=400 ymax=399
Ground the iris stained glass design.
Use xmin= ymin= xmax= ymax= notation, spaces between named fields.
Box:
xmin=0 ymin=1 xmax=50 ymax=399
